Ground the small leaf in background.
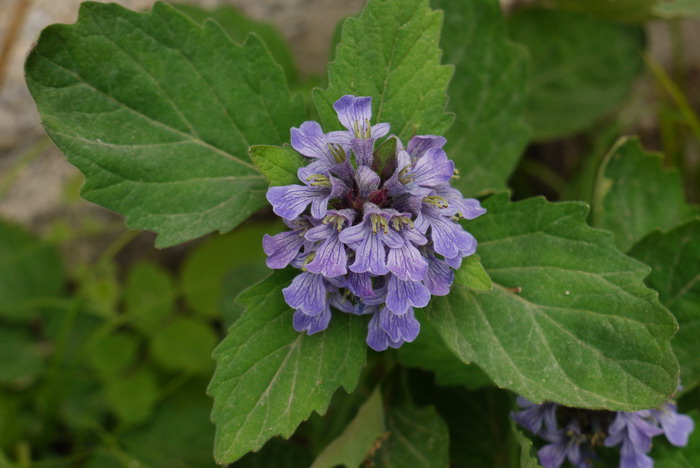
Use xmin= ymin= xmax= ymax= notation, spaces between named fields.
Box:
xmin=121 ymin=384 xmax=217 ymax=468
xmin=427 ymin=193 xmax=680 ymax=411
xmin=653 ymin=0 xmax=700 ymax=18
xmin=374 ymin=401 xmax=449 ymax=468
xmin=593 ymin=137 xmax=698 ymax=251
xmin=249 ymin=145 xmax=306 ymax=187
xmin=0 ymin=327 xmax=45 ymax=388
xmin=650 ymin=410 xmax=700 ymax=467
xmin=124 ymin=261 xmax=177 ymax=335
xmin=630 ymin=220 xmax=700 ymax=392
xmin=181 ymin=221 xmax=279 ymax=319
xmin=150 ymin=317 xmax=217 ymax=375
xmin=508 ymin=9 xmax=644 ymax=141
xmin=173 ymin=4 xmax=299 ymax=84
xmin=314 ymin=0 xmax=453 ymax=142
xmin=105 ymin=368 xmax=158 ymax=426
xmin=25 ymin=2 xmax=305 ymax=247
xmin=87 ymin=331 xmax=140 ymax=381
xmin=209 ymin=270 xmax=366 ymax=464
xmin=76 ymin=261 xmax=120 ymax=318
xmin=311 ymin=388 xmax=385 ymax=468
xmin=433 ymin=0 xmax=529 ymax=196
xmin=540 ymin=0 xmax=659 ymax=21
xmin=455 ymin=255 xmax=492 ymax=292
xmin=0 ymin=219 xmax=64 ymax=322
xmin=398 ymin=316 xmax=492 ymax=390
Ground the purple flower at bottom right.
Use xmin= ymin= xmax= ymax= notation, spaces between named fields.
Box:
xmin=512 ymin=396 xmax=695 ymax=468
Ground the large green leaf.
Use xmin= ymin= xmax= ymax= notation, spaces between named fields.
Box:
xmin=433 ymin=0 xmax=529 ymax=195
xmin=427 ymin=193 xmax=679 ymax=410
xmin=311 ymin=388 xmax=385 ymax=468
xmin=374 ymin=401 xmax=449 ymax=468
xmin=630 ymin=220 xmax=700 ymax=391
xmin=173 ymin=4 xmax=299 ymax=84
xmin=209 ymin=270 xmax=367 ymax=464
xmin=593 ymin=137 xmax=698 ymax=252
xmin=313 ymin=0 xmax=453 ymax=142
xmin=509 ymin=8 xmax=644 ymax=141
xmin=25 ymin=2 xmax=305 ymax=247
xmin=0 ymin=219 xmax=64 ymax=321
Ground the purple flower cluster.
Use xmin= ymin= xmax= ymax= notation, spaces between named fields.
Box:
xmin=263 ymin=95 xmax=485 ymax=350
xmin=512 ymin=397 xmax=695 ymax=468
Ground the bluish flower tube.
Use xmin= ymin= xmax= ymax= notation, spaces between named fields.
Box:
xmin=263 ymin=94 xmax=485 ymax=350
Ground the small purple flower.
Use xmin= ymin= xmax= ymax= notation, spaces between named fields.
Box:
xmin=263 ymin=94 xmax=485 ymax=350
xmin=513 ymin=396 xmax=695 ymax=468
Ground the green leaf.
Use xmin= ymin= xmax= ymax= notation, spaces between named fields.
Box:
xmin=124 ymin=261 xmax=176 ymax=334
xmin=25 ymin=2 xmax=305 ymax=247
xmin=105 ymin=368 xmax=159 ymax=425
xmin=150 ymin=317 xmax=218 ymax=375
xmin=512 ymin=425 xmax=542 ymax=468
xmin=87 ymin=331 xmax=140 ymax=380
xmin=180 ymin=221 xmax=279 ymax=318
xmin=427 ymin=193 xmax=679 ymax=410
xmin=398 ymin=316 xmax=492 ymax=390
xmin=313 ymin=0 xmax=453 ymax=142
xmin=209 ymin=270 xmax=367 ymax=464
xmin=173 ymin=4 xmax=299 ymax=84
xmin=250 ymin=145 xmax=306 ymax=187
xmin=0 ymin=327 xmax=45 ymax=388
xmin=509 ymin=9 xmax=644 ymax=141
xmin=455 ymin=255 xmax=492 ymax=292
xmin=593 ymin=137 xmax=698 ymax=252
xmin=653 ymin=0 xmax=700 ymax=18
xmin=651 ymin=410 xmax=700 ymax=467
xmin=433 ymin=0 xmax=529 ymax=195
xmin=540 ymin=0 xmax=659 ymax=22
xmin=121 ymin=383 xmax=218 ymax=468
xmin=76 ymin=261 xmax=120 ymax=317
xmin=630 ymin=220 xmax=700 ymax=391
xmin=374 ymin=401 xmax=449 ymax=468
xmin=311 ymin=388 xmax=385 ymax=468
xmin=0 ymin=219 xmax=64 ymax=321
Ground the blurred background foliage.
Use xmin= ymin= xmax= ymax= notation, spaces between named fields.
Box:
xmin=0 ymin=0 xmax=699 ymax=466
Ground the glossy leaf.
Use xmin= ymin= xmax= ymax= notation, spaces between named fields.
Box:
xmin=313 ymin=0 xmax=453 ymax=142
xmin=593 ymin=137 xmax=698 ymax=251
xmin=427 ymin=193 xmax=679 ymax=410
xmin=25 ymin=1 xmax=305 ymax=247
xmin=630 ymin=220 xmax=700 ymax=391
xmin=209 ymin=270 xmax=366 ymax=464
xmin=434 ymin=0 xmax=529 ymax=195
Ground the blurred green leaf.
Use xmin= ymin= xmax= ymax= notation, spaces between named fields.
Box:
xmin=124 ymin=261 xmax=177 ymax=334
xmin=209 ymin=270 xmax=366 ymax=464
xmin=311 ymin=387 xmax=385 ymax=468
xmin=76 ymin=261 xmax=120 ymax=318
xmin=540 ymin=0 xmax=659 ymax=22
xmin=150 ymin=317 xmax=217 ymax=375
xmin=630 ymin=220 xmax=700 ymax=392
xmin=314 ymin=0 xmax=453 ymax=142
xmin=509 ymin=8 xmax=644 ymax=140
xmin=654 ymin=0 xmax=700 ymax=18
xmin=173 ymin=3 xmax=299 ymax=84
xmin=593 ymin=137 xmax=698 ymax=251
xmin=398 ymin=316 xmax=492 ymax=390
xmin=0 ymin=219 xmax=64 ymax=322
xmin=374 ymin=401 xmax=449 ymax=468
xmin=87 ymin=331 xmax=140 ymax=380
xmin=105 ymin=368 xmax=158 ymax=425
xmin=433 ymin=0 xmax=529 ymax=195
xmin=235 ymin=438 xmax=314 ymax=468
xmin=0 ymin=327 xmax=45 ymax=388
xmin=181 ymin=221 xmax=279 ymax=319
